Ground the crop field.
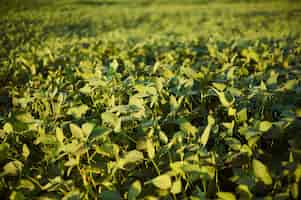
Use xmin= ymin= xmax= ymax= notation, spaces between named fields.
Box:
xmin=1 ymin=0 xmax=301 ymax=199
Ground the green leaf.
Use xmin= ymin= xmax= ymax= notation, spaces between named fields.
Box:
xmin=128 ymin=180 xmax=142 ymax=200
xmin=89 ymin=127 xmax=111 ymax=140
xmin=67 ymin=104 xmax=89 ymax=119
xmin=17 ymin=179 xmax=35 ymax=191
xmin=281 ymin=79 xmax=298 ymax=91
xmin=151 ymin=174 xmax=172 ymax=190
xmin=0 ymin=143 xmax=9 ymax=161
xmin=237 ymin=108 xmax=248 ymax=123
xmin=159 ymin=131 xmax=168 ymax=144
xmin=200 ymin=115 xmax=215 ymax=146
xmin=56 ymin=127 xmax=65 ymax=144
xmin=9 ymin=191 xmax=25 ymax=200
xmin=259 ymin=121 xmax=272 ymax=132
xmin=253 ymin=159 xmax=273 ymax=185
xmin=22 ymin=144 xmax=30 ymax=160
xmin=99 ymin=190 xmax=121 ymax=200
xmin=179 ymin=119 xmax=198 ymax=136
xmin=121 ymin=150 xmax=144 ymax=166
xmin=146 ymin=139 xmax=155 ymax=159
xmin=101 ymin=112 xmax=121 ymax=132
xmin=217 ymin=192 xmax=236 ymax=200
xmin=171 ymin=179 xmax=182 ymax=194
xmin=294 ymin=164 xmax=301 ymax=182
xmin=213 ymin=82 xmax=226 ymax=91
xmin=212 ymin=88 xmax=234 ymax=107
xmin=236 ymin=184 xmax=253 ymax=199
xmin=170 ymin=95 xmax=180 ymax=113
xmin=69 ymin=123 xmax=84 ymax=139
xmin=16 ymin=113 xmax=34 ymax=123
xmin=82 ymin=122 xmax=95 ymax=137
xmin=3 ymin=122 xmax=13 ymax=134
xmin=2 ymin=160 xmax=23 ymax=176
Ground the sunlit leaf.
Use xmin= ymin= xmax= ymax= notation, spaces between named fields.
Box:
xmin=151 ymin=174 xmax=172 ymax=190
xmin=67 ymin=104 xmax=89 ymax=119
xmin=69 ymin=123 xmax=84 ymax=139
xmin=2 ymin=160 xmax=23 ymax=176
xmin=200 ymin=115 xmax=215 ymax=146
xmin=171 ymin=179 xmax=182 ymax=194
xmin=101 ymin=112 xmax=121 ymax=132
xmin=217 ymin=192 xmax=236 ymax=200
xmin=259 ymin=121 xmax=272 ymax=132
xmin=253 ymin=159 xmax=273 ymax=185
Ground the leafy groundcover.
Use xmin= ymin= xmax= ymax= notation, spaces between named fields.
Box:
xmin=1 ymin=1 xmax=301 ymax=200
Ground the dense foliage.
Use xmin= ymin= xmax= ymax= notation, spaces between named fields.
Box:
xmin=1 ymin=0 xmax=301 ymax=199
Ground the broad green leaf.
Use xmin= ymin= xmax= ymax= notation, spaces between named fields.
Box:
xmin=56 ymin=127 xmax=65 ymax=144
xmin=16 ymin=113 xmax=34 ymax=123
xmin=151 ymin=174 xmax=172 ymax=190
xmin=128 ymin=180 xmax=142 ymax=200
xmin=259 ymin=121 xmax=272 ymax=132
xmin=170 ymin=161 xmax=201 ymax=174
xmin=213 ymin=82 xmax=226 ymax=91
xmin=281 ymin=79 xmax=298 ymax=91
xmin=267 ymin=70 xmax=278 ymax=85
xmin=99 ymin=190 xmax=121 ymax=200
xmin=2 ymin=160 xmax=23 ymax=176
xmin=228 ymin=107 xmax=236 ymax=116
xmin=171 ymin=179 xmax=182 ymax=194
xmin=67 ymin=104 xmax=89 ymax=119
xmin=69 ymin=123 xmax=84 ymax=139
xmin=17 ymin=179 xmax=35 ymax=191
xmin=253 ymin=159 xmax=273 ymax=185
xmin=0 ymin=143 xmax=9 ymax=161
xmin=79 ymin=84 xmax=92 ymax=95
xmin=82 ymin=122 xmax=95 ymax=137
xmin=237 ymin=108 xmax=248 ymax=123
xmin=217 ymin=192 xmax=236 ymax=200
xmin=236 ymin=184 xmax=253 ymax=199
xmin=9 ymin=191 xmax=25 ymax=200
xmin=89 ymin=127 xmax=111 ymax=140
xmin=3 ymin=122 xmax=13 ymax=133
xmin=101 ymin=112 xmax=121 ymax=132
xmin=121 ymin=150 xmax=144 ymax=166
xmin=179 ymin=120 xmax=198 ymax=136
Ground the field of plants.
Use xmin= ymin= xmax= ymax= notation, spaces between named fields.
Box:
xmin=1 ymin=0 xmax=301 ymax=199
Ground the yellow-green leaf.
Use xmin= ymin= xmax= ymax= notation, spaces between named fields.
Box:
xmin=259 ymin=121 xmax=272 ymax=132
xmin=253 ymin=159 xmax=273 ymax=185
xmin=22 ymin=144 xmax=30 ymax=160
xmin=146 ymin=139 xmax=155 ymax=159
xmin=217 ymin=192 xmax=236 ymax=200
xmin=69 ymin=123 xmax=84 ymax=139
xmin=128 ymin=180 xmax=142 ymax=200
xmin=171 ymin=179 xmax=182 ymax=194
xmin=151 ymin=174 xmax=172 ymax=190
xmin=200 ymin=115 xmax=215 ymax=146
